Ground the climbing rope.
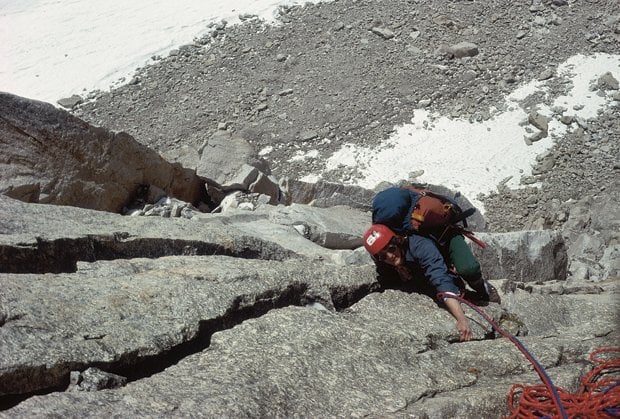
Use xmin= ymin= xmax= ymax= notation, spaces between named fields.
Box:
xmin=437 ymin=292 xmax=620 ymax=418
xmin=506 ymin=347 xmax=620 ymax=419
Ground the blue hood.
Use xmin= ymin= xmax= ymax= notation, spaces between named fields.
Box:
xmin=371 ymin=187 xmax=421 ymax=234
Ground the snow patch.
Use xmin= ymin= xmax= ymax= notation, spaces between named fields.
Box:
xmin=324 ymin=53 xmax=620 ymax=210
xmin=0 ymin=0 xmax=333 ymax=104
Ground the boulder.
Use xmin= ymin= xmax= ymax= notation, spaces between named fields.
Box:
xmin=235 ymin=202 xmax=371 ymax=250
xmin=248 ymin=172 xmax=281 ymax=204
xmin=281 ymin=178 xmax=375 ymax=209
xmin=56 ymin=95 xmax=83 ymax=109
xmin=470 ymin=230 xmax=568 ymax=282
xmin=0 ymin=93 xmax=203 ymax=212
xmin=449 ymin=42 xmax=479 ymax=58
xmin=597 ymin=71 xmax=619 ymax=90
xmin=562 ymin=194 xmax=620 ymax=281
xmin=162 ymin=130 xmax=283 ymax=206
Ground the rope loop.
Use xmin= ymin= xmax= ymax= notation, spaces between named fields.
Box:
xmin=437 ymin=292 xmax=619 ymax=418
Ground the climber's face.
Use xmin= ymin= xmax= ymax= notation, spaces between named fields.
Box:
xmin=376 ymin=241 xmax=402 ymax=266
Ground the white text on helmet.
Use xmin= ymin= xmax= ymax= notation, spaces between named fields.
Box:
xmin=366 ymin=231 xmax=379 ymax=246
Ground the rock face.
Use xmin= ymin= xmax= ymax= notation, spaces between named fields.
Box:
xmin=164 ymin=130 xmax=283 ymax=205
xmin=1 ymin=195 xmax=618 ymax=418
xmin=470 ymin=230 xmax=568 ymax=283
xmin=0 ymin=93 xmax=204 ymax=213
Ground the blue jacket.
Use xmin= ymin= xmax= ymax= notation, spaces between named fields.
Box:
xmin=403 ymin=234 xmax=462 ymax=295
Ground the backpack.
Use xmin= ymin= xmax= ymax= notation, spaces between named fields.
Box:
xmin=372 ymin=186 xmax=482 ymax=246
xmin=401 ymin=185 xmax=476 ymax=233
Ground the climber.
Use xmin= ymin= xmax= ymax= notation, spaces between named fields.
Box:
xmin=363 ymin=187 xmax=500 ymax=342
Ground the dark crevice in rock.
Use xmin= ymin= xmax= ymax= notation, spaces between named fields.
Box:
xmin=0 ymin=234 xmax=295 ymax=274
xmin=0 ymin=363 xmax=80 ymax=411
xmin=331 ymin=282 xmax=380 ymax=311
xmin=0 ymin=281 xmax=375 ymax=410
xmin=0 ymin=313 xmax=24 ymax=328
xmin=412 ymin=389 xmax=438 ymax=404
xmin=0 ymin=384 xmax=68 ymax=411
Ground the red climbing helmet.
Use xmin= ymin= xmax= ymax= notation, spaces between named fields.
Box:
xmin=363 ymin=224 xmax=395 ymax=256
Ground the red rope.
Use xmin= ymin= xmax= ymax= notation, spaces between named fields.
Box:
xmin=505 ymin=347 xmax=620 ymax=418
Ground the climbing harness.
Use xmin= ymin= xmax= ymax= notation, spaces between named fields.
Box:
xmin=438 ymin=292 xmax=619 ymax=418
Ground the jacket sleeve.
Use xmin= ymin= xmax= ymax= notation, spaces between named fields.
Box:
xmin=407 ymin=235 xmax=461 ymax=295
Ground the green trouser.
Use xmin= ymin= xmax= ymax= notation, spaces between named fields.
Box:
xmin=447 ymin=234 xmax=486 ymax=295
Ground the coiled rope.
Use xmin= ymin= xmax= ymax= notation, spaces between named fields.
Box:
xmin=438 ymin=292 xmax=619 ymax=418
xmin=506 ymin=348 xmax=620 ymax=419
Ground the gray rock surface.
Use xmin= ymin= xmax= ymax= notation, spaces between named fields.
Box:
xmin=1 ymin=194 xmax=618 ymax=417
xmin=0 ymin=255 xmax=376 ymax=396
xmin=0 ymin=193 xmax=375 ymax=271
xmin=0 ymin=93 xmax=204 ymax=213
xmin=0 ymin=194 xmax=297 ymax=274
xmin=2 ymin=288 xmax=616 ymax=417
xmin=470 ymin=230 xmax=568 ymax=283
xmin=561 ymin=194 xmax=620 ymax=281
xmin=250 ymin=202 xmax=369 ymax=249
xmin=281 ymin=177 xmax=376 ymax=210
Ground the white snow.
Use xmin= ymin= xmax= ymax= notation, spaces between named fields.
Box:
xmin=0 ymin=0 xmax=328 ymax=104
xmin=291 ymin=149 xmax=320 ymax=161
xmin=322 ymin=53 xmax=619 ymax=209
xmin=258 ymin=146 xmax=274 ymax=156
xmin=1 ymin=1 xmax=618 ymax=210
